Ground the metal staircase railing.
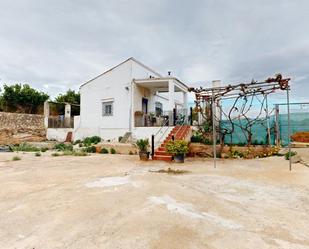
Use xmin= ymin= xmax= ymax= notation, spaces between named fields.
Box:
xmin=151 ymin=118 xmax=170 ymax=158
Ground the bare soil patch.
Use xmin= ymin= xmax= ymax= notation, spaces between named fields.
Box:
xmin=0 ymin=152 xmax=309 ymax=248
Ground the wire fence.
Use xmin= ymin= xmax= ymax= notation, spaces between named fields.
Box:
xmin=219 ymin=103 xmax=309 ymax=146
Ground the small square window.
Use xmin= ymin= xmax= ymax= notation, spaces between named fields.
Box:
xmin=102 ymin=101 xmax=113 ymax=116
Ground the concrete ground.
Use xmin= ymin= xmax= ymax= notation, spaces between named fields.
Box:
xmin=0 ymin=151 xmax=309 ymax=249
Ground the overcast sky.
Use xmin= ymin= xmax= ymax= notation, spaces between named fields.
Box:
xmin=0 ymin=0 xmax=308 ymax=103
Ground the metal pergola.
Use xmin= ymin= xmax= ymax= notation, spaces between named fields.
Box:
xmin=189 ymin=74 xmax=293 ymax=171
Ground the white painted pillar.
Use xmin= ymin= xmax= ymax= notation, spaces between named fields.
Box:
xmin=168 ymin=80 xmax=175 ymax=126
xmin=130 ymin=81 xmax=135 ymax=130
xmin=64 ymin=103 xmax=71 ymax=118
xmin=168 ymin=80 xmax=175 ymax=111
xmin=183 ymin=91 xmax=188 ymax=122
xmin=149 ymin=90 xmax=156 ymax=113
xmin=43 ymin=101 xmax=49 ymax=128
xmin=183 ymin=92 xmax=188 ymax=109
xmin=64 ymin=103 xmax=71 ymax=127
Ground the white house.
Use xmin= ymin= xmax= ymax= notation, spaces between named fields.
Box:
xmin=73 ymin=57 xmax=190 ymax=143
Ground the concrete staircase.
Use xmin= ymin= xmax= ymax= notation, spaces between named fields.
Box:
xmin=120 ymin=132 xmax=132 ymax=143
xmin=153 ymin=125 xmax=191 ymax=162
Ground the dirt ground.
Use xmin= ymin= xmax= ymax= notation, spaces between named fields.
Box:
xmin=0 ymin=150 xmax=309 ymax=249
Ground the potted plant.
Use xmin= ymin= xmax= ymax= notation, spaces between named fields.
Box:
xmin=165 ymin=140 xmax=189 ymax=163
xmin=136 ymin=139 xmax=150 ymax=161
xmin=149 ymin=113 xmax=156 ymax=126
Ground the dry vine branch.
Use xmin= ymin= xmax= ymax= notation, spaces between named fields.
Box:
xmin=189 ymin=74 xmax=290 ymax=146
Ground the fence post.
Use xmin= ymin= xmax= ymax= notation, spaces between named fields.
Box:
xmin=151 ymin=134 xmax=155 ymax=159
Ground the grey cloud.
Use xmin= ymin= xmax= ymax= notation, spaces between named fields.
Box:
xmin=0 ymin=0 xmax=308 ymax=102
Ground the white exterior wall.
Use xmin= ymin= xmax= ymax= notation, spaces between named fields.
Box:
xmin=77 ymin=59 xmax=161 ymax=141
xmin=132 ymin=126 xmax=174 ymax=148
xmin=47 ymin=128 xmax=73 ymax=142
xmin=79 ymin=62 xmax=132 ymax=131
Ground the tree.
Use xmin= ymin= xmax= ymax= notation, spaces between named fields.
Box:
xmin=0 ymin=84 xmax=49 ymax=114
xmin=55 ymin=89 xmax=80 ymax=105
xmin=54 ymin=89 xmax=80 ymax=116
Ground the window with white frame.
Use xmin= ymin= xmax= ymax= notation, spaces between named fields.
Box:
xmin=102 ymin=100 xmax=114 ymax=116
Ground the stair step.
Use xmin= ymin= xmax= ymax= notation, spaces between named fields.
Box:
xmin=153 ymin=155 xmax=172 ymax=161
xmin=152 ymin=126 xmax=191 ymax=162
xmin=155 ymin=151 xmax=170 ymax=156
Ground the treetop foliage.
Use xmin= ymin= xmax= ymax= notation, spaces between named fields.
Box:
xmin=55 ymin=89 xmax=80 ymax=105
xmin=0 ymin=84 xmax=49 ymax=114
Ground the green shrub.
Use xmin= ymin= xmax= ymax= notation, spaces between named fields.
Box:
xmin=54 ymin=143 xmax=73 ymax=151
xmin=83 ymin=136 xmax=101 ymax=146
xmin=136 ymin=139 xmax=149 ymax=152
xmin=12 ymin=156 xmax=21 ymax=161
xmin=191 ymin=134 xmax=212 ymax=145
xmin=35 ymin=152 xmax=41 ymax=157
xmin=72 ymin=151 xmax=88 ymax=156
xmin=40 ymin=147 xmax=48 ymax=152
xmin=100 ymin=148 xmax=109 ymax=154
xmin=83 ymin=146 xmax=96 ymax=153
xmin=54 ymin=150 xmax=89 ymax=157
xmin=203 ymin=138 xmax=212 ymax=145
xmin=110 ymin=148 xmax=116 ymax=154
xmin=62 ymin=150 xmax=74 ymax=156
xmin=73 ymin=139 xmax=82 ymax=145
xmin=230 ymin=150 xmax=244 ymax=158
xmin=191 ymin=134 xmax=203 ymax=143
xmin=285 ymin=151 xmax=297 ymax=160
xmin=202 ymin=121 xmax=211 ymax=133
xmin=165 ymin=140 xmax=189 ymax=155
xmin=12 ymin=143 xmax=40 ymax=152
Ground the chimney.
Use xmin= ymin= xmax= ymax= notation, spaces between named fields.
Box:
xmin=212 ymin=80 xmax=221 ymax=88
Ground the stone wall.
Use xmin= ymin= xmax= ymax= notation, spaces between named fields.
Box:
xmin=189 ymin=143 xmax=278 ymax=159
xmin=0 ymin=112 xmax=44 ymax=130
xmin=0 ymin=112 xmax=46 ymax=144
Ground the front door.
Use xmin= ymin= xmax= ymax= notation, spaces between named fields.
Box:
xmin=142 ymin=98 xmax=148 ymax=114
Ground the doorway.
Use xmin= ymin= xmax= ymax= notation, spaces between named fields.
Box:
xmin=142 ymin=98 xmax=148 ymax=114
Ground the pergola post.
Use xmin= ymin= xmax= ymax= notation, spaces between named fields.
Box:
xmin=286 ymin=86 xmax=292 ymax=171
xmin=275 ymin=104 xmax=280 ymax=146
xmin=212 ymin=89 xmax=217 ymax=168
